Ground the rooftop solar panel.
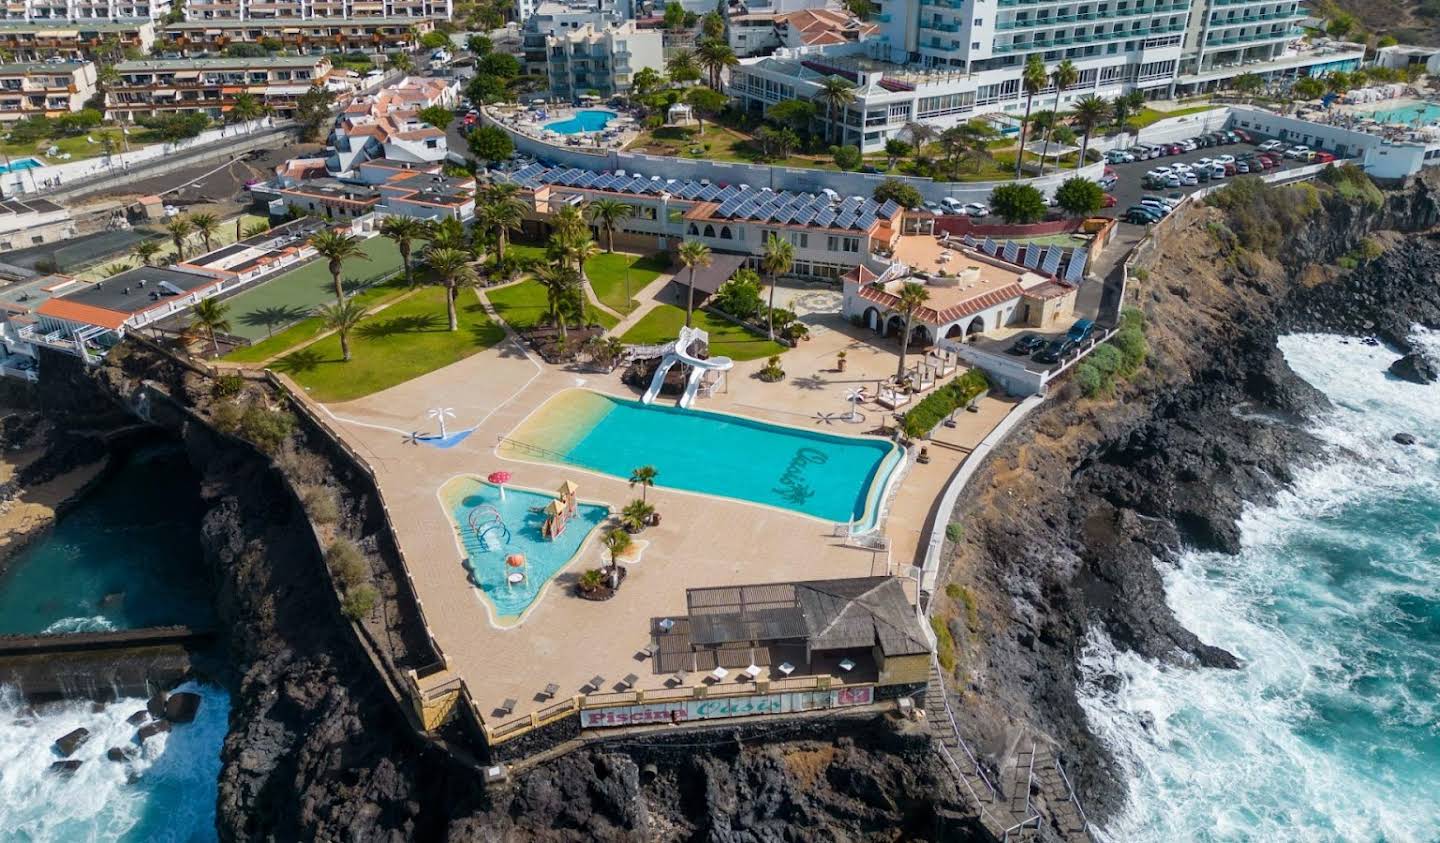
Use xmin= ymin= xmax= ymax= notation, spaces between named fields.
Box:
xmin=836 ymin=211 xmax=857 ymax=229
xmin=735 ymin=199 xmax=761 ymax=218
xmin=716 ymin=197 xmax=744 ymax=217
xmin=679 ymin=182 xmax=704 ymax=199
xmin=854 ymin=212 xmax=877 ymax=230
xmin=716 ymin=186 xmax=739 ymax=202
xmin=858 ymin=199 xmax=879 ymax=216
xmin=793 ymin=207 xmax=817 ymax=226
xmin=877 ymin=199 xmax=900 ymax=218
xmin=815 ymin=208 xmax=837 ymax=228
xmin=698 ymin=184 xmax=722 ymax=201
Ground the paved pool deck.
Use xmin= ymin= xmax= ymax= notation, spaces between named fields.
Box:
xmin=302 ymin=286 xmax=1017 ymax=723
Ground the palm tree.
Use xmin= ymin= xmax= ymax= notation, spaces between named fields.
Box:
xmin=550 ymin=202 xmax=587 ymax=241
xmin=621 ymin=498 xmax=655 ymax=532
xmin=589 ymin=199 xmax=634 ymax=253
xmin=760 ymin=233 xmax=794 ymax=341
xmin=696 ymin=39 xmax=738 ymax=90
xmin=1070 ymin=94 xmax=1111 ymax=169
xmin=131 ymin=240 xmax=163 ymax=266
xmin=1112 ymin=90 xmax=1145 ymax=133
xmin=1015 ymin=54 xmax=1048 ymax=177
xmin=479 ymin=182 xmax=525 ymax=264
xmin=190 ymin=212 xmax=219 ymax=254
xmin=666 ymin=49 xmax=700 ymax=85
xmin=380 ymin=216 xmax=426 ymax=287
xmin=534 ymin=264 xmax=581 ymax=343
xmin=102 ymin=262 xmax=131 ymax=277
xmin=629 ymin=465 xmax=658 ymax=502
xmin=1038 ymin=60 xmax=1078 ymax=172
xmin=424 ymin=246 xmax=479 ymax=331
xmin=603 ymin=527 xmax=632 ymax=568
xmin=314 ymin=298 xmax=368 ymax=362
xmin=190 ymin=297 xmax=231 ymax=356
xmin=309 ymin=229 xmax=369 ymax=305
xmin=164 ymin=216 xmax=193 ymax=260
xmin=229 ymin=91 xmax=264 ymax=131
xmin=893 ymin=281 xmax=930 ymax=382
xmin=814 ymin=77 xmax=856 ymax=146
xmin=677 ymin=240 xmax=712 ymax=327
xmin=550 ymin=230 xmax=599 ymax=300
xmin=426 ymin=217 xmax=471 ymax=254
xmin=1231 ymin=72 xmax=1263 ymax=102
xmin=241 ymin=220 xmax=271 ymax=239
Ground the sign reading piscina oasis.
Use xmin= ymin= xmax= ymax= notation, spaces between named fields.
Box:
xmin=582 ymin=686 xmax=874 ymax=728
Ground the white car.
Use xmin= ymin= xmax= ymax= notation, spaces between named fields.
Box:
xmin=1180 ymin=171 xmax=1198 ymax=186
xmin=1172 ymin=162 xmax=1193 ymax=174
xmin=1194 ymin=157 xmax=1214 ymax=170
xmin=1258 ymin=140 xmax=1285 ymax=152
xmin=1284 ymin=145 xmax=1311 ymax=159
xmin=1215 ymin=154 xmax=1236 ymax=165
xmin=1106 ymin=149 xmax=1134 ymax=163
xmin=1179 ymin=139 xmax=1198 ymax=151
xmin=962 ymin=202 xmax=990 ymax=217
xmin=1145 ymin=166 xmax=1174 ymax=180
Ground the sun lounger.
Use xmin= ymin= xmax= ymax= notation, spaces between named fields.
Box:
xmin=621 ymin=673 xmax=639 ymax=689
xmin=877 ymin=388 xmax=911 ymax=410
xmin=743 ymin=664 xmax=761 ymax=681
xmin=543 ymin=683 xmax=560 ymax=699
xmin=586 ymin=675 xmax=605 ymax=692
xmin=708 ymin=666 xmax=728 ymax=683
xmin=499 ymin=698 xmax=517 ymax=715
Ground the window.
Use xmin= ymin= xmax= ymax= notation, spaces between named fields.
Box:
xmin=974 ymin=17 xmax=982 ymax=25
xmin=703 ymin=224 xmax=715 ymax=237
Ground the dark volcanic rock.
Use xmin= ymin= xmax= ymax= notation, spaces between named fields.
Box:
xmin=1388 ymin=352 xmax=1438 ymax=384
xmin=107 ymin=746 xmax=138 ymax=762
xmin=54 ymin=728 xmax=90 ymax=757
xmin=50 ymin=760 xmax=83 ymax=776
xmin=137 ymin=720 xmax=171 ymax=742
xmin=165 ymin=692 xmax=201 ymax=724
xmin=1394 ymin=432 xmax=1418 ymax=446
xmin=146 ymin=692 xmax=166 ymax=719
xmin=126 ymin=710 xmax=148 ymax=726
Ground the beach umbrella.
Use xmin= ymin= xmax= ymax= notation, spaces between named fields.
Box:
xmin=489 ymin=470 xmax=512 ymax=500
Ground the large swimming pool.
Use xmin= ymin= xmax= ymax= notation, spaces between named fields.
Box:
xmin=442 ymin=478 xmax=609 ymax=625
xmin=544 ymin=109 xmax=617 ymax=135
xmin=503 ymin=390 xmax=902 ymax=529
xmin=0 ymin=157 xmax=42 ymax=175
xmin=1369 ymin=102 xmax=1440 ymax=125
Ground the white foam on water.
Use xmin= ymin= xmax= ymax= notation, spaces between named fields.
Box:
xmin=0 ymin=681 xmax=228 ymax=842
xmin=1079 ymin=331 xmax=1440 ymax=843
xmin=40 ymin=616 xmax=118 ymax=635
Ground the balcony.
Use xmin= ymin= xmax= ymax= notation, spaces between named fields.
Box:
xmin=995 ymin=21 xmax=1187 ymax=52
xmin=996 ymin=3 xmax=1188 ymax=28
xmin=1205 ymin=26 xmax=1302 ymax=46
xmin=1206 ymin=10 xmax=1305 ymax=28
xmin=921 ymin=21 xmax=960 ymax=32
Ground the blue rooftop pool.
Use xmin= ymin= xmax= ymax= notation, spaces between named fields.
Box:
xmin=0 ymin=157 xmax=42 ymax=175
xmin=544 ymin=109 xmax=617 ymax=135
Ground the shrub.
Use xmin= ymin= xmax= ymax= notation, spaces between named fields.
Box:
xmin=341 ymin=584 xmax=378 ymax=620
xmin=945 ymin=583 xmax=963 ymax=599
xmin=932 ymin=615 xmax=956 ymax=672
xmin=275 ymin=442 xmax=330 ymax=486
xmin=873 ymin=179 xmax=925 ymax=209
xmin=212 ymin=398 xmax=295 ymax=454
xmin=326 ymin=538 xmax=369 ymax=589
xmin=1319 ymin=163 xmax=1384 ymax=209
xmin=712 ymin=271 xmax=764 ymax=319
xmin=1087 ymin=344 xmax=1125 ymax=378
xmin=212 ymin=373 xmax=245 ymax=398
xmin=1113 ymin=325 xmax=1148 ymax=375
xmin=988 ymin=183 xmax=1047 ymax=224
xmin=1205 ymin=177 xmax=1320 ymax=253
xmin=758 ymin=355 xmax=785 ymax=382
xmin=945 ymin=522 xmax=964 ymax=543
xmin=1054 ymin=176 xmax=1104 ymax=217
xmin=302 ymin=486 xmax=340 ymax=524
xmin=900 ymin=370 xmax=989 ymax=439
xmin=1074 ymin=361 xmax=1106 ymax=397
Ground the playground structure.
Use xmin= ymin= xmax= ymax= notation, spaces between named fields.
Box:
xmin=641 ymin=326 xmax=735 ymax=409
xmin=541 ymin=480 xmax=580 ymax=539
xmin=468 ymin=505 xmax=512 ymax=552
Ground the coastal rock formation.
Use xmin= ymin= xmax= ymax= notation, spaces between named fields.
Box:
xmin=54 ymin=727 xmax=90 ymax=756
xmin=165 ymin=691 xmax=202 ymax=724
xmin=1388 ymin=351 xmax=1438 ymax=384
xmin=937 ymin=170 xmax=1440 ymax=819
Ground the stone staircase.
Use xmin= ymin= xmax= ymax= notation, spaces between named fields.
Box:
xmin=924 ymin=661 xmax=1092 ymax=843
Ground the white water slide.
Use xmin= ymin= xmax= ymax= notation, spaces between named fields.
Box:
xmin=640 ymin=325 xmax=734 ymax=409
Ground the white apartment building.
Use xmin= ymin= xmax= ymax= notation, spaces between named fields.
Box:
xmin=728 ymin=0 xmax=1364 ymax=151
xmin=182 ymin=0 xmax=450 ymax=21
xmin=521 ymin=0 xmax=626 ymax=71
xmin=0 ymin=60 xmax=97 ymax=122
xmin=0 ymin=0 xmax=171 ymax=21
xmin=545 ymin=21 xmax=663 ymax=101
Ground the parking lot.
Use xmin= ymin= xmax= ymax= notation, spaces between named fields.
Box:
xmin=1101 ymin=139 xmax=1318 ymax=229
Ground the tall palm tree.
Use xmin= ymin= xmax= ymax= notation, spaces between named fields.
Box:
xmin=379 ymin=216 xmax=426 ymax=287
xmin=132 ymin=239 xmax=163 ymax=266
xmin=1038 ymin=60 xmax=1078 ymax=173
xmin=589 ymin=199 xmax=634 ymax=253
xmin=314 ymin=298 xmax=368 ymax=362
xmin=1015 ymin=54 xmax=1048 ymax=178
xmin=189 ymin=212 xmax=219 ymax=254
xmin=550 ymin=230 xmax=599 ymax=298
xmin=426 ymin=217 xmax=471 ymax=254
xmin=814 ymin=77 xmax=856 ymax=146
xmin=677 ymin=240 xmax=712 ymax=327
xmin=309 ymin=229 xmax=369 ymax=305
xmin=550 ymin=202 xmax=587 ymax=241
xmin=534 ymin=264 xmax=581 ymax=343
xmin=229 ymin=91 xmax=264 ymax=131
xmin=1112 ymin=90 xmax=1145 ymax=133
xmin=164 ymin=216 xmax=193 ymax=261
xmin=666 ymin=49 xmax=700 ymax=85
xmin=893 ymin=281 xmax=930 ymax=381
xmin=189 ymin=297 xmax=231 ymax=356
xmin=696 ymin=38 xmax=738 ymax=90
xmin=1070 ymin=94 xmax=1111 ymax=170
xmin=760 ymin=233 xmax=794 ymax=341
xmin=424 ymin=246 xmax=478 ymax=331
xmin=480 ymin=182 xmax=525 ymax=263
xmin=629 ymin=465 xmax=658 ymax=502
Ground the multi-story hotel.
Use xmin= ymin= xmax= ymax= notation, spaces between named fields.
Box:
xmin=158 ymin=16 xmax=430 ymax=54
xmin=728 ymin=0 xmax=1363 ymax=151
xmin=0 ymin=18 xmax=155 ymax=60
xmin=545 ymin=20 xmax=663 ymax=101
xmin=104 ymin=55 xmax=330 ymax=121
xmin=0 ymin=60 xmax=97 ymax=122
xmin=0 ymin=0 xmax=171 ymax=21
xmin=180 ymin=0 xmax=450 ymax=21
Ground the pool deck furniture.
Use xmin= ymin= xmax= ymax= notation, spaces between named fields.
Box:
xmin=742 ymin=664 xmax=761 ymax=681
xmin=586 ymin=675 xmax=605 ymax=692
xmin=620 ymin=673 xmax=639 ymax=689
xmin=669 ymin=669 xmax=689 ymax=686
xmin=708 ymin=666 xmax=728 ymax=683
xmin=640 ymin=643 xmax=657 ymax=659
xmin=839 ymin=658 xmax=856 ymax=672
xmin=543 ymin=682 xmax=559 ymax=699
xmin=499 ymin=698 xmax=517 ymax=715
xmin=778 ymin=661 xmax=795 ymax=676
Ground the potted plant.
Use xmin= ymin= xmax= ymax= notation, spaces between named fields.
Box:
xmin=836 ymin=350 xmax=847 ymax=372
xmin=578 ymin=568 xmax=604 ymax=595
xmin=759 ymin=355 xmax=786 ymax=383
xmin=622 ymin=499 xmax=655 ymax=533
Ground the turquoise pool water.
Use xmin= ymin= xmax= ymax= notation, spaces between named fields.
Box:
xmin=0 ymin=157 xmax=42 ymax=175
xmin=1369 ymin=102 xmax=1440 ymax=125
xmin=507 ymin=390 xmax=902 ymax=529
xmin=544 ymin=109 xmax=617 ymax=135
xmin=444 ymin=479 xmax=608 ymax=623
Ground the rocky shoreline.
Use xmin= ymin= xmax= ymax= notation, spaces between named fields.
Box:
xmin=936 ymin=170 xmax=1440 ymax=822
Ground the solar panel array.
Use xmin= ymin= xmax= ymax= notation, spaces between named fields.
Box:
xmin=1041 ymin=247 xmax=1064 ymax=275
xmin=1065 ymin=249 xmax=1087 ymax=283
xmin=500 ymin=165 xmax=900 ymax=232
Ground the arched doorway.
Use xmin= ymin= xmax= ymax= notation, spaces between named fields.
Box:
xmin=909 ymin=324 xmax=930 ymax=347
xmin=884 ymin=314 xmax=906 ymax=338
xmin=863 ymin=307 xmax=881 ymax=333
xmin=966 ymin=314 xmax=986 ymax=340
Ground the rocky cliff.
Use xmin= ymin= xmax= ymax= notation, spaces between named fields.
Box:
xmin=935 ymin=170 xmax=1440 ymax=820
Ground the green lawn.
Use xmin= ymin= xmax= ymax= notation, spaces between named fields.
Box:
xmin=0 ymin=125 xmax=164 ymax=165
xmin=273 ymin=287 xmax=505 ymax=402
xmin=487 ymin=278 xmax=618 ymax=331
xmin=1132 ymin=104 xmax=1222 ymax=129
xmin=223 ymin=278 xmax=415 ymax=364
xmin=618 ymin=304 xmax=785 ymax=362
xmin=507 ymin=242 xmax=549 ymax=264
xmin=585 ymin=252 xmax=668 ymax=314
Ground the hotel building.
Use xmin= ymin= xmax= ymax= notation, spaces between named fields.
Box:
xmin=545 ymin=20 xmax=663 ymax=101
xmin=0 ymin=0 xmax=171 ymax=21
xmin=179 ymin=0 xmax=450 ymax=21
xmin=0 ymin=18 xmax=155 ymax=60
xmin=0 ymin=60 xmax=97 ymax=122
xmin=105 ymin=55 xmax=330 ymax=121
xmin=158 ymin=16 xmax=430 ymax=54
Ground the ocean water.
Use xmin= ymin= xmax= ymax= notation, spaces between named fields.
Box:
xmin=0 ymin=444 xmax=212 ymax=635
xmin=0 ymin=681 xmax=228 ymax=842
xmin=1079 ymin=330 xmax=1440 ymax=842
xmin=505 ymin=390 xmax=901 ymax=527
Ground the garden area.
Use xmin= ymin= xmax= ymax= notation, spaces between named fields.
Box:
xmin=222 ymin=276 xmax=416 ymax=364
xmin=618 ymin=304 xmax=785 ymax=362
xmin=505 ymin=240 xmax=669 ymax=314
xmin=272 ymin=286 xmax=506 ymax=403
xmin=487 ymin=278 xmax=618 ymax=331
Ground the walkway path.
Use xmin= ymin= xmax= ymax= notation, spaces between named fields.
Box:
xmin=606 ymin=271 xmax=676 ymax=336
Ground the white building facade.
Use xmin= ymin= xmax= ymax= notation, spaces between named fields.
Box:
xmin=545 ymin=21 xmax=663 ymax=101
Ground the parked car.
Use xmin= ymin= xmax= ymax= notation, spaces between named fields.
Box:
xmin=1284 ymin=145 xmax=1311 ymax=159
xmin=1165 ymin=174 xmax=1182 ymax=188
xmin=1179 ymin=138 xmax=1199 ymax=151
xmin=1181 ymin=171 xmax=1199 ymax=186
xmin=1195 ymin=168 xmax=1212 ymax=183
xmin=1235 ymin=161 xmax=1250 ymax=174
xmin=1141 ymin=195 xmax=1178 ymax=211
xmin=1145 ymin=166 xmax=1174 ymax=180
xmin=939 ymin=197 xmax=967 ymax=215
xmin=1258 ymin=140 xmax=1285 ymax=152
xmin=962 ymin=202 xmax=990 ymax=217
xmin=1299 ymin=150 xmax=1319 ymax=162
xmin=1102 ymin=193 xmax=1118 ymax=207
xmin=1033 ymin=338 xmax=1077 ymax=364
xmin=1172 ymin=162 xmax=1193 ymax=173
xmin=1223 ymin=162 xmax=1237 ymax=175
xmin=1314 ymin=151 xmax=1337 ymax=164
xmin=1067 ymin=319 xmax=1096 ymax=344
xmin=1106 ymin=149 xmax=1135 ymax=164
xmin=1210 ymin=165 xmax=1228 ymax=179
xmin=1125 ymin=206 xmax=1162 ymax=224
xmin=1232 ymin=129 xmax=1251 ymax=143
xmin=1098 ymin=174 xmax=1118 ymax=190
xmin=1008 ymin=334 xmax=1047 ymax=355
xmin=1215 ymin=154 xmax=1236 ymax=165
